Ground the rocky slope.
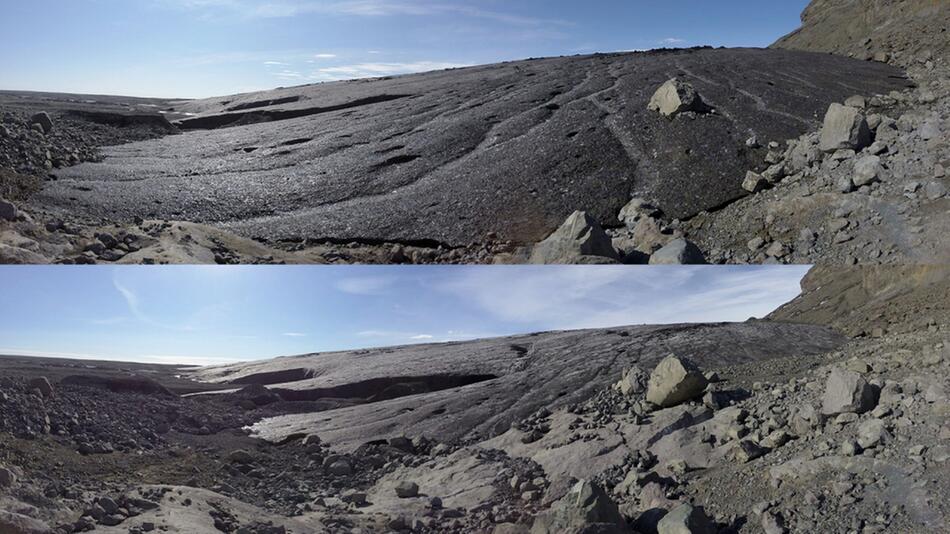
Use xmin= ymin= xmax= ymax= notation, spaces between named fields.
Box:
xmin=768 ymin=264 xmax=949 ymax=336
xmin=2 ymin=266 xmax=948 ymax=532
xmin=0 ymin=47 xmax=914 ymax=263
xmin=772 ymin=0 xmax=950 ymax=67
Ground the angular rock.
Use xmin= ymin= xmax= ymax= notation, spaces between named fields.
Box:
xmin=656 ymin=503 xmax=715 ymax=534
xmin=852 ymin=155 xmax=882 ymax=187
xmin=819 ymin=103 xmax=871 ymax=152
xmin=0 ymin=198 xmax=17 ymax=222
xmin=646 ymin=355 xmax=709 ymax=408
xmin=327 ymin=459 xmax=352 ymax=476
xmin=856 ymin=418 xmax=887 ymax=449
xmin=742 ymin=171 xmax=768 ymax=193
xmin=341 ymin=489 xmax=367 ymax=505
xmin=529 ymin=211 xmax=619 ymax=264
xmin=0 ymin=466 xmax=15 ymax=488
xmin=618 ymin=198 xmax=659 ymax=229
xmin=649 ymin=239 xmax=705 ymax=265
xmin=614 ymin=366 xmax=648 ymax=397
xmin=648 ymin=79 xmax=708 ymax=118
xmin=821 ymin=368 xmax=876 ymax=415
xmin=27 ymin=377 xmax=53 ymax=398
xmin=395 ymin=481 xmax=419 ymax=498
xmin=29 ymin=112 xmax=53 ymax=134
xmin=530 ymin=480 xmax=627 ymax=534
xmin=761 ymin=511 xmax=787 ymax=534
xmin=632 ymin=217 xmax=672 ymax=254
xmin=0 ymin=511 xmax=50 ymax=534
xmin=733 ymin=440 xmax=768 ymax=463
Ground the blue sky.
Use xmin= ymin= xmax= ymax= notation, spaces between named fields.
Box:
xmin=0 ymin=265 xmax=810 ymax=365
xmin=0 ymin=1 xmax=808 ymax=98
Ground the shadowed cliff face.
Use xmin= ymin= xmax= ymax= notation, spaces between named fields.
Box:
xmin=768 ymin=264 xmax=950 ymax=336
xmin=36 ymin=47 xmax=910 ymax=247
xmin=772 ymin=0 xmax=950 ymax=66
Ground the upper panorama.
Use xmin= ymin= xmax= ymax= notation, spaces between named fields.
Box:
xmin=0 ymin=3 xmax=946 ymax=264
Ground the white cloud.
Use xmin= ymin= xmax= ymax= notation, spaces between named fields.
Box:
xmin=355 ymin=330 xmax=487 ymax=345
xmin=264 ymin=60 xmax=290 ymax=66
xmin=434 ymin=266 xmax=809 ymax=331
xmin=163 ymin=0 xmax=568 ymax=26
xmin=314 ymin=53 xmax=338 ymax=59
xmin=313 ymin=61 xmax=470 ymax=80
xmin=660 ymin=37 xmax=686 ymax=45
xmin=0 ymin=347 xmax=239 ymax=366
xmin=282 ymin=332 xmax=307 ymax=337
xmin=275 ymin=70 xmax=303 ymax=78
xmin=335 ymin=275 xmax=398 ymax=295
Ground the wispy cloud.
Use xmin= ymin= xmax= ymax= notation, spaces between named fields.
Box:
xmin=355 ymin=329 xmax=487 ymax=345
xmin=282 ymin=332 xmax=307 ymax=337
xmin=313 ymin=53 xmax=337 ymax=59
xmin=264 ymin=60 xmax=289 ymax=65
xmin=274 ymin=70 xmax=303 ymax=79
xmin=660 ymin=37 xmax=686 ymax=45
xmin=335 ymin=275 xmax=398 ymax=295
xmin=112 ymin=273 xmax=231 ymax=332
xmin=0 ymin=347 xmax=237 ymax=366
xmin=312 ymin=61 xmax=469 ymax=80
xmin=434 ymin=266 xmax=808 ymax=331
xmin=163 ymin=0 xmax=569 ymax=26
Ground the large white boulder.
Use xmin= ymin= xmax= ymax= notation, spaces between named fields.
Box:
xmin=646 ymin=355 xmax=709 ymax=408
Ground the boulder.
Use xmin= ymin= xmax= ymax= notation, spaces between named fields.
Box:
xmin=530 ymin=480 xmax=627 ymax=534
xmin=618 ymin=198 xmax=659 ymax=229
xmin=632 ymin=217 xmax=672 ymax=253
xmin=327 ymin=459 xmax=352 ymax=476
xmin=821 ymin=368 xmax=876 ymax=415
xmin=852 ymin=155 xmax=882 ymax=187
xmin=0 ymin=466 xmax=15 ymax=487
xmin=29 ymin=112 xmax=53 ymax=134
xmin=786 ymin=137 xmax=821 ymax=172
xmin=0 ymin=511 xmax=51 ymax=534
xmin=649 ymin=239 xmax=705 ymax=265
xmin=656 ymin=503 xmax=715 ymax=534
xmin=395 ymin=481 xmax=419 ymax=498
xmin=529 ymin=211 xmax=619 ymax=264
xmin=648 ymin=79 xmax=708 ymax=118
xmin=646 ymin=355 xmax=709 ymax=408
xmin=819 ymin=103 xmax=871 ymax=152
xmin=27 ymin=377 xmax=53 ymax=398
xmin=856 ymin=418 xmax=887 ymax=449
xmin=341 ymin=489 xmax=367 ymax=505
xmin=0 ymin=198 xmax=17 ymax=222
xmin=742 ymin=171 xmax=768 ymax=193
xmin=614 ymin=366 xmax=648 ymax=396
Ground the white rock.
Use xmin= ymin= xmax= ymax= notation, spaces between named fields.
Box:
xmin=819 ymin=103 xmax=872 ymax=152
xmin=852 ymin=155 xmax=882 ymax=187
xmin=648 ymin=79 xmax=707 ymax=118
xmin=646 ymin=355 xmax=709 ymax=408
xmin=529 ymin=211 xmax=619 ymax=264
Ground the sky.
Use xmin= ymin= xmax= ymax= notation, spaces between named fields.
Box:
xmin=0 ymin=265 xmax=810 ymax=365
xmin=0 ymin=0 xmax=809 ymax=98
